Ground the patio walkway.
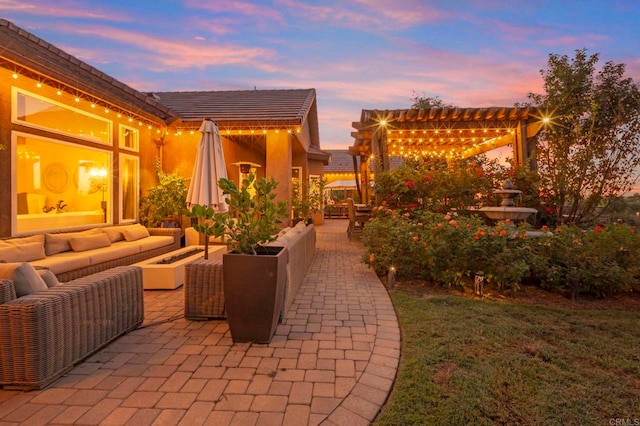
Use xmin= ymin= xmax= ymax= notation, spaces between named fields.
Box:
xmin=0 ymin=220 xmax=400 ymax=425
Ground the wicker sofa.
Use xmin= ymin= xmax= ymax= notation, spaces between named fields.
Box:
xmin=0 ymin=266 xmax=144 ymax=390
xmin=0 ymin=224 xmax=181 ymax=282
xmin=271 ymin=222 xmax=317 ymax=313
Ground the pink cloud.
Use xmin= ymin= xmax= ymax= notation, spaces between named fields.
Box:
xmin=0 ymin=0 xmax=130 ymax=21
xmin=184 ymin=0 xmax=286 ymax=26
xmin=53 ymin=23 xmax=276 ymax=72
xmin=275 ymin=0 xmax=449 ymax=30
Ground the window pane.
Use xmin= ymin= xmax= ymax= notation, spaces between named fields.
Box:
xmin=120 ymin=154 xmax=139 ymax=222
xmin=120 ymin=124 xmax=139 ymax=151
xmin=15 ymin=133 xmax=111 ymax=233
xmin=13 ymin=88 xmax=111 ymax=144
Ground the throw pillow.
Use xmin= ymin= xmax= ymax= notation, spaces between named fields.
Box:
xmin=0 ymin=262 xmax=48 ymax=297
xmin=69 ymin=233 xmax=112 ymax=252
xmin=0 ymin=242 xmax=46 ymax=262
xmin=122 ymin=224 xmax=150 ymax=241
xmin=37 ymin=269 xmax=59 ymax=288
xmin=102 ymin=225 xmax=128 ymax=243
xmin=0 ymin=234 xmax=45 ymax=246
xmin=45 ymin=229 xmax=102 ymax=255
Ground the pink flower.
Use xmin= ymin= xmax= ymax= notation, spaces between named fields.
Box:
xmin=406 ymin=181 xmax=415 ymax=189
xmin=412 ymin=236 xmax=419 ymax=242
xmin=424 ymin=176 xmax=432 ymax=182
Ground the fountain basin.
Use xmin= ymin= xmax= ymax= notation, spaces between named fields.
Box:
xmin=479 ymin=206 xmax=538 ymax=221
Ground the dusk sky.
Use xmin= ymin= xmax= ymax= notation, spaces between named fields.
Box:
xmin=2 ymin=0 xmax=639 ymax=150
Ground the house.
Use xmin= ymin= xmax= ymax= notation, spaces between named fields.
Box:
xmin=0 ymin=19 xmax=329 ymax=237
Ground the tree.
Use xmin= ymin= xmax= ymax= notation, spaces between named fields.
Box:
xmin=410 ymin=92 xmax=457 ymax=109
xmin=525 ymin=49 xmax=640 ymax=225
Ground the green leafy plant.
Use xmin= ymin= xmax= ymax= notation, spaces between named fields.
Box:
xmin=186 ymin=204 xmax=217 ymax=259
xmin=522 ymin=48 xmax=640 ymax=225
xmin=291 ymin=177 xmax=325 ymax=224
xmin=208 ymin=175 xmax=288 ymax=255
xmin=140 ymin=160 xmax=188 ymax=228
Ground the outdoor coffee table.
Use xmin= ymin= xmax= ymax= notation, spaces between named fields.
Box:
xmin=134 ymin=245 xmax=226 ymax=289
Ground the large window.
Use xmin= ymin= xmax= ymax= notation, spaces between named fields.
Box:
xmin=12 ymin=87 xmax=112 ymax=145
xmin=13 ymin=132 xmax=112 ymax=234
xmin=119 ymin=154 xmax=139 ymax=223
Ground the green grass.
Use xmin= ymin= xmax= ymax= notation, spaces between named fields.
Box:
xmin=375 ymin=288 xmax=640 ymax=425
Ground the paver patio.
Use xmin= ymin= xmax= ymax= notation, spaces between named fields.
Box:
xmin=0 ymin=220 xmax=399 ymax=425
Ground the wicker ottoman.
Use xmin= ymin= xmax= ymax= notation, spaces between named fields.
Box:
xmin=184 ymin=258 xmax=226 ymax=320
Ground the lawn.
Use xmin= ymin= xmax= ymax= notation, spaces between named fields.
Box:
xmin=374 ymin=284 xmax=640 ymax=425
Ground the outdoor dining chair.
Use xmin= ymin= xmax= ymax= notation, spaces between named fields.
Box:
xmin=346 ymin=198 xmax=368 ymax=240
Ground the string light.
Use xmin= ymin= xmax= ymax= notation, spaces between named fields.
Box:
xmin=4 ymin=67 xmax=163 ymax=132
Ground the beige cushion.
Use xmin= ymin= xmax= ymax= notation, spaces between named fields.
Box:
xmin=0 ymin=262 xmax=48 ymax=297
xmin=29 ymin=252 xmax=92 ymax=276
xmin=122 ymin=224 xmax=150 ymax=241
xmin=101 ymin=225 xmax=131 ymax=243
xmin=45 ymin=229 xmax=102 ymax=256
xmin=0 ymin=234 xmax=45 ymax=246
xmin=278 ymin=227 xmax=292 ymax=236
xmin=69 ymin=233 xmax=112 ymax=252
xmin=37 ymin=269 xmax=59 ymax=288
xmin=0 ymin=242 xmax=46 ymax=262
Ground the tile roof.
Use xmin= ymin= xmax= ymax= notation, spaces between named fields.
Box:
xmin=0 ymin=19 xmax=178 ymax=124
xmin=152 ymin=89 xmax=317 ymax=128
xmin=324 ymin=150 xmax=359 ymax=173
xmin=324 ymin=149 xmax=403 ymax=173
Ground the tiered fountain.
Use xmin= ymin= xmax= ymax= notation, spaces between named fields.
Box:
xmin=480 ymin=179 xmax=537 ymax=222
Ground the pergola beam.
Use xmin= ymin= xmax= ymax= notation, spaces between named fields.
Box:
xmin=349 ymin=106 xmax=545 ymax=203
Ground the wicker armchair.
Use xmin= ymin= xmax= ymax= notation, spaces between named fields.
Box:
xmin=0 ymin=266 xmax=144 ymax=390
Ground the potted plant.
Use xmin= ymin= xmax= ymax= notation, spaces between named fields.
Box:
xmin=205 ymin=174 xmax=288 ymax=343
xmin=291 ymin=178 xmax=325 ymax=226
xmin=140 ymin=159 xmax=188 ymax=229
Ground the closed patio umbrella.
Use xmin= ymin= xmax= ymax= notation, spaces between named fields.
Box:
xmin=187 ymin=118 xmax=228 ymax=212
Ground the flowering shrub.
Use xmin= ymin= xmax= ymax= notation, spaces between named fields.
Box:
xmin=364 ymin=156 xmax=640 ymax=297
xmin=363 ymin=209 xmax=531 ymax=288
xmin=373 ymin=157 xmax=504 ymax=215
xmin=528 ymin=223 xmax=640 ymax=298
xmin=363 ymin=208 xmax=640 ymax=297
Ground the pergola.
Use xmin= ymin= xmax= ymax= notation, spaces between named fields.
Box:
xmin=350 ymin=106 xmax=545 ymax=202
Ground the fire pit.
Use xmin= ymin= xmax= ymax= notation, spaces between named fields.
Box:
xmin=134 ymin=245 xmax=225 ymax=289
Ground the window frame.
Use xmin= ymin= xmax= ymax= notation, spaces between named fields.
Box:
xmin=119 ymin=123 xmax=140 ymax=152
xmin=119 ymin=153 xmax=140 ymax=224
xmin=11 ymin=86 xmax=113 ymax=146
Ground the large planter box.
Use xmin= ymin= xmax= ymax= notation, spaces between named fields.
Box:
xmin=222 ymin=246 xmax=288 ymax=343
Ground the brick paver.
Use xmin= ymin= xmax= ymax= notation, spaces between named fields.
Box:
xmin=0 ymin=220 xmax=399 ymax=425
